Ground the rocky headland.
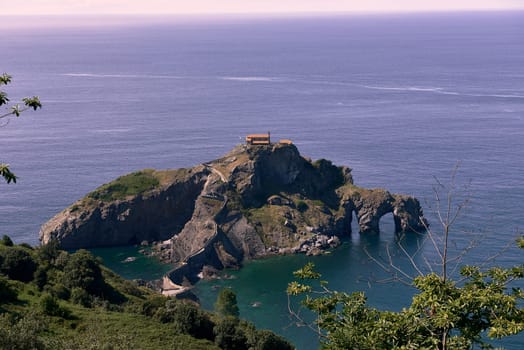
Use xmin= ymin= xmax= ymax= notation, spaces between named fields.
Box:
xmin=40 ymin=143 xmax=427 ymax=292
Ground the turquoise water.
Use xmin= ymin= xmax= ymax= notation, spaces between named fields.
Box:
xmin=97 ymin=237 xmax=418 ymax=349
xmin=89 ymin=246 xmax=172 ymax=280
xmin=193 ymin=234 xmax=422 ymax=350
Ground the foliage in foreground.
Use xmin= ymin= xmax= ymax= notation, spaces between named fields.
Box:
xmin=1 ymin=73 xmax=41 ymax=184
xmin=289 ymin=259 xmax=524 ymax=349
xmin=288 ymin=170 xmax=524 ymax=349
xmin=0 ymin=237 xmax=294 ymax=350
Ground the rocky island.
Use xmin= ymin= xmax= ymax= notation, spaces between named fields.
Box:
xmin=40 ymin=141 xmax=427 ymax=293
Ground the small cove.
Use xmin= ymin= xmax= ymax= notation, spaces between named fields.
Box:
xmin=89 ymin=245 xmax=172 ymax=281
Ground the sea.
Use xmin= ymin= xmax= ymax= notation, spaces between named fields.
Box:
xmin=1 ymin=11 xmax=523 ymax=349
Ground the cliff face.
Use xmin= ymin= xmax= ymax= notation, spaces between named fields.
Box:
xmin=39 ymin=168 xmax=209 ymax=249
xmin=40 ymin=143 xmax=427 ymax=284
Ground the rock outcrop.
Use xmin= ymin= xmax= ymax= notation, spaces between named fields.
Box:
xmin=40 ymin=167 xmax=209 ymax=249
xmin=40 ymin=143 xmax=427 ymax=286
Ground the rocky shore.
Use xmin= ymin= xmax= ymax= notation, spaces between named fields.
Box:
xmin=40 ymin=143 xmax=427 ymax=290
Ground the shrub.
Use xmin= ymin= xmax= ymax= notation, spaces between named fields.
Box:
xmin=49 ymin=283 xmax=71 ymax=300
xmin=34 ymin=266 xmax=48 ymax=291
xmin=63 ymin=249 xmax=104 ymax=295
xmin=141 ymin=295 xmax=168 ymax=317
xmin=0 ymin=276 xmax=17 ymax=302
xmin=0 ymin=234 xmax=14 ymax=246
xmin=119 ymin=280 xmax=144 ymax=298
xmin=40 ymin=293 xmax=59 ymax=315
xmin=54 ymin=251 xmax=70 ymax=269
xmin=36 ymin=240 xmax=61 ymax=265
xmin=214 ymin=288 xmax=239 ymax=318
xmin=18 ymin=243 xmax=34 ymax=250
xmin=238 ymin=321 xmax=294 ymax=350
xmin=40 ymin=293 xmax=72 ymax=318
xmin=213 ymin=317 xmax=247 ymax=350
xmin=295 ymin=200 xmax=308 ymax=212
xmin=0 ymin=246 xmax=37 ymax=282
xmin=70 ymin=287 xmax=92 ymax=307
xmin=163 ymin=300 xmax=215 ymax=341
xmin=0 ymin=313 xmax=49 ymax=350
xmin=251 ymin=329 xmax=294 ymax=350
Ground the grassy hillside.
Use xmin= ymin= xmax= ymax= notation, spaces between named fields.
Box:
xmin=0 ymin=236 xmax=294 ymax=350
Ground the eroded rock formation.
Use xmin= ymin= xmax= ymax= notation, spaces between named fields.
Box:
xmin=40 ymin=143 xmax=427 ymax=286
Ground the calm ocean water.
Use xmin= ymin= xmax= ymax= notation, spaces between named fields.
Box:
xmin=1 ymin=12 xmax=523 ymax=348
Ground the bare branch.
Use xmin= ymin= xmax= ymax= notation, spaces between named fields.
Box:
xmin=286 ymin=294 xmax=328 ymax=338
xmin=363 ymin=246 xmax=392 ymax=274
xmin=385 ymin=244 xmax=416 ymax=282
xmin=422 ymin=220 xmax=444 ymax=263
xmin=422 ymin=254 xmax=435 ymax=274
xmin=396 ymin=238 xmax=425 ymax=277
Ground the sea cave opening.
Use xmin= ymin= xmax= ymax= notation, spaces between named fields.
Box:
xmin=379 ymin=212 xmax=396 ymax=235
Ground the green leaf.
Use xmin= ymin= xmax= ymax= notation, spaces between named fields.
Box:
xmin=0 ymin=164 xmax=17 ymax=184
xmin=11 ymin=105 xmax=21 ymax=117
xmin=293 ymin=262 xmax=321 ymax=280
xmin=22 ymin=96 xmax=42 ymax=111
xmin=0 ymin=73 xmax=12 ymax=85
xmin=286 ymin=281 xmax=311 ymax=295
xmin=518 ymin=236 xmax=524 ymax=249
xmin=0 ymin=91 xmax=9 ymax=106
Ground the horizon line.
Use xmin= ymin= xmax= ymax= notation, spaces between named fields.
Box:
xmin=2 ymin=7 xmax=524 ymax=16
xmin=1 ymin=9 xmax=522 ymax=29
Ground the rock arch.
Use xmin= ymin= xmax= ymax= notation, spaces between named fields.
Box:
xmin=342 ymin=188 xmax=427 ymax=234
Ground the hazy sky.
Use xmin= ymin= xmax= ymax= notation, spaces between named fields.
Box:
xmin=2 ymin=0 xmax=524 ymax=15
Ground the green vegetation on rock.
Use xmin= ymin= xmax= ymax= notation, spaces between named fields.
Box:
xmin=88 ymin=169 xmax=160 ymax=202
xmin=295 ymin=200 xmax=308 ymax=212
